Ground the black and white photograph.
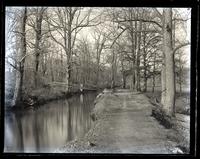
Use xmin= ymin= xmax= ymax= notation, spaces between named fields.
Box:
xmin=1 ymin=2 xmax=198 ymax=156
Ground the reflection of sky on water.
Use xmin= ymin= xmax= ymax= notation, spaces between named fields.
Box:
xmin=4 ymin=92 xmax=97 ymax=153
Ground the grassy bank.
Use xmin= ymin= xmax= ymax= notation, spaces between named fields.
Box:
xmin=144 ymin=91 xmax=190 ymax=153
xmin=144 ymin=91 xmax=190 ymax=115
xmin=6 ymin=87 xmax=97 ymax=111
xmin=56 ymin=89 xmax=181 ymax=153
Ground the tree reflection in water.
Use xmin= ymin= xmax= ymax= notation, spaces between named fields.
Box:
xmin=4 ymin=92 xmax=97 ymax=152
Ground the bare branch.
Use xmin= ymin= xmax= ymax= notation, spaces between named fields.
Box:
xmin=172 ymin=18 xmax=190 ymax=22
xmin=173 ymin=42 xmax=190 ymax=54
xmin=110 ymin=28 xmax=127 ymax=48
xmin=152 ymin=8 xmax=163 ymax=20
xmin=114 ymin=18 xmax=162 ymax=28
xmin=46 ymin=18 xmax=66 ymax=50
xmin=72 ymin=21 xmax=102 ymax=33
xmin=6 ymin=59 xmax=19 ymax=71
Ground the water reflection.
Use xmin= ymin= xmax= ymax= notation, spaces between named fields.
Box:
xmin=4 ymin=92 xmax=97 ymax=153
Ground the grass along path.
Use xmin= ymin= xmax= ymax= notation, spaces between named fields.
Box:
xmin=57 ymin=89 xmax=180 ymax=154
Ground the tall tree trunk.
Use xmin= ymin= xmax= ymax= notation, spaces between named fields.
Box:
xmin=129 ymin=9 xmax=136 ymax=91
xmin=179 ymin=64 xmax=182 ymax=93
xmin=65 ymin=60 xmax=70 ymax=92
xmin=87 ymin=51 xmax=91 ymax=83
xmin=134 ymin=20 xmax=137 ymax=90
xmin=50 ymin=56 xmax=54 ymax=82
xmin=121 ymin=60 xmax=126 ymax=89
xmin=122 ymin=73 xmax=126 ymax=89
xmin=172 ymin=14 xmax=176 ymax=98
xmin=41 ymin=51 xmax=47 ymax=76
xmin=95 ymin=37 xmax=105 ymax=86
xmin=152 ymin=52 xmax=156 ymax=93
xmin=136 ymin=19 xmax=142 ymax=91
xmin=63 ymin=27 xmax=69 ymax=91
xmin=66 ymin=7 xmax=72 ymax=92
xmin=143 ymin=67 xmax=147 ymax=92
xmin=161 ymin=58 xmax=166 ymax=106
xmin=61 ymin=50 xmax=64 ymax=80
xmin=111 ymin=50 xmax=116 ymax=90
xmin=152 ymin=74 xmax=155 ymax=93
xmin=12 ymin=8 xmax=27 ymax=106
xmin=34 ymin=9 xmax=43 ymax=88
xmin=130 ymin=24 xmax=135 ymax=90
xmin=67 ymin=48 xmax=72 ymax=92
xmin=162 ymin=8 xmax=175 ymax=116
xmin=143 ymin=30 xmax=147 ymax=92
xmin=96 ymin=58 xmax=100 ymax=85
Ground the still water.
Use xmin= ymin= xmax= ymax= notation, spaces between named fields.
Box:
xmin=4 ymin=92 xmax=97 ymax=153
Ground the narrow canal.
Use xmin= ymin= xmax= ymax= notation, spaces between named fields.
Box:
xmin=4 ymin=92 xmax=97 ymax=153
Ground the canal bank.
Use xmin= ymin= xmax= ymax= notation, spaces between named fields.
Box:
xmin=4 ymin=92 xmax=98 ymax=152
xmin=6 ymin=86 xmax=98 ymax=111
xmin=56 ymin=89 xmax=181 ymax=154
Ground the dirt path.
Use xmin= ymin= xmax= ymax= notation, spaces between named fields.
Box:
xmin=57 ymin=89 xmax=177 ymax=153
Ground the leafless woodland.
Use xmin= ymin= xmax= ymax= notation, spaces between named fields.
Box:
xmin=4 ymin=7 xmax=191 ymax=153
xmin=6 ymin=7 xmax=190 ymax=114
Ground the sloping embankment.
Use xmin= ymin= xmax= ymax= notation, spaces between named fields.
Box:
xmin=146 ymin=93 xmax=190 ymax=153
xmin=56 ymin=89 xmax=179 ymax=153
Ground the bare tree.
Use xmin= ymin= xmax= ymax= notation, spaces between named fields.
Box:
xmin=5 ymin=7 xmax=190 ymax=111
xmin=175 ymin=50 xmax=188 ymax=93
xmin=46 ymin=7 xmax=99 ymax=92
xmin=92 ymin=27 xmax=110 ymax=85
xmin=161 ymin=8 xmax=190 ymax=116
xmin=12 ymin=7 xmax=27 ymax=106
xmin=30 ymin=7 xmax=47 ymax=87
xmin=24 ymin=7 xmax=49 ymax=88
xmin=110 ymin=8 xmax=162 ymax=91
